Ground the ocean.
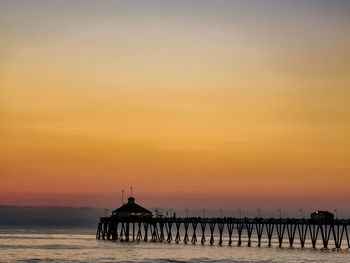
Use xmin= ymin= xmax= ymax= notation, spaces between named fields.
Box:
xmin=0 ymin=226 xmax=349 ymax=263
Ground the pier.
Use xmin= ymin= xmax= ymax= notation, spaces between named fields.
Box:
xmin=96 ymin=216 xmax=350 ymax=249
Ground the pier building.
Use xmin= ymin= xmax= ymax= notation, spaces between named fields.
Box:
xmin=112 ymin=197 xmax=152 ymax=218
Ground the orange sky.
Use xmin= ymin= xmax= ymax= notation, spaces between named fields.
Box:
xmin=1 ymin=1 xmax=350 ymax=212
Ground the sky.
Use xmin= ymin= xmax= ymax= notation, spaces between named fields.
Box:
xmin=1 ymin=0 xmax=350 ymax=215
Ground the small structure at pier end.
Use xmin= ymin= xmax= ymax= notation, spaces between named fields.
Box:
xmin=311 ymin=210 xmax=334 ymax=223
xmin=112 ymin=197 xmax=152 ymax=218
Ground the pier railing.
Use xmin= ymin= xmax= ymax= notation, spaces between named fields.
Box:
xmin=96 ymin=216 xmax=350 ymax=249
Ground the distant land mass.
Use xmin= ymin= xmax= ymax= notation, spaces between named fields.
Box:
xmin=0 ymin=206 xmax=102 ymax=227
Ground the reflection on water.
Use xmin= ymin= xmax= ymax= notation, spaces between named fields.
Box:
xmin=0 ymin=227 xmax=349 ymax=263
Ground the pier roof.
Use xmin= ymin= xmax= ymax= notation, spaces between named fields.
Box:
xmin=112 ymin=197 xmax=152 ymax=215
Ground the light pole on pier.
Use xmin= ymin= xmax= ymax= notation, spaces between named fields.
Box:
xmin=121 ymin=189 xmax=124 ymax=205
xmin=104 ymin=208 xmax=109 ymax=217
xmin=169 ymin=208 xmax=172 ymax=218
xmin=257 ymin=208 xmax=261 ymax=218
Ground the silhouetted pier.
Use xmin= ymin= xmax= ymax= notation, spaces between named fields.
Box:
xmin=96 ymin=216 xmax=350 ymax=249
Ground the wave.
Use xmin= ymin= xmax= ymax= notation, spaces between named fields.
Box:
xmin=0 ymin=244 xmax=86 ymax=250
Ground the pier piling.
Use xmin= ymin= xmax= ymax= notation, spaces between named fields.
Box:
xmin=297 ymin=223 xmax=307 ymax=248
xmin=200 ymin=222 xmax=206 ymax=245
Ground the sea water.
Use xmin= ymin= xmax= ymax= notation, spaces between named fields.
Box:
xmin=0 ymin=226 xmax=349 ymax=263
